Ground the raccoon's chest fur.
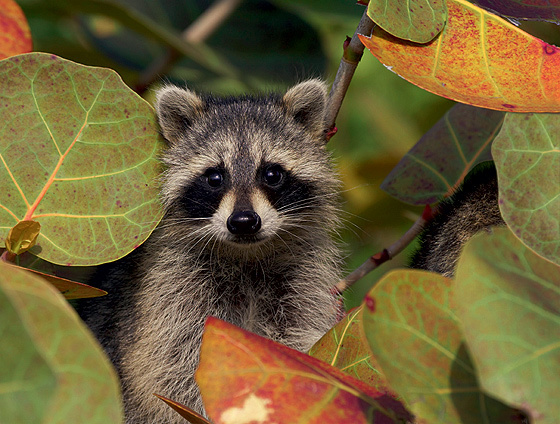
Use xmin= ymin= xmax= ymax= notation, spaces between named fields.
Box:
xmin=80 ymin=80 xmax=343 ymax=423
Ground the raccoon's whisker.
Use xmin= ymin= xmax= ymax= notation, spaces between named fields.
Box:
xmin=180 ymin=226 xmax=215 ymax=260
xmin=272 ymin=232 xmax=297 ymax=258
xmin=275 ymin=190 xmax=340 ymax=212
xmin=276 ymin=227 xmax=315 ymax=249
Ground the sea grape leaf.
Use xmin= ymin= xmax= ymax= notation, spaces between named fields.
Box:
xmin=309 ymin=306 xmax=397 ymax=396
xmin=381 ymin=103 xmax=503 ymax=205
xmin=0 ymin=262 xmax=123 ymax=423
xmin=0 ymin=52 xmax=164 ymax=266
xmin=359 ymin=0 xmax=560 ymax=112
xmin=6 ymin=262 xmax=107 ymax=299
xmin=367 ymin=0 xmax=447 ymax=43
xmin=470 ymin=0 xmax=560 ymax=22
xmin=362 ymin=269 xmax=529 ymax=423
xmin=196 ymin=317 xmax=413 ymax=424
xmin=154 ymin=394 xmax=212 ymax=424
xmin=0 ymin=0 xmax=32 ymax=60
xmin=4 ymin=219 xmax=40 ymax=254
xmin=455 ymin=227 xmax=560 ymax=424
xmin=492 ymin=112 xmax=560 ymax=266
xmin=0 ymin=267 xmax=57 ymax=423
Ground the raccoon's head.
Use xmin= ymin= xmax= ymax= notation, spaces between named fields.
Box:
xmin=155 ymin=80 xmax=340 ymax=253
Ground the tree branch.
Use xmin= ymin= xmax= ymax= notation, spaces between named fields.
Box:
xmin=135 ymin=0 xmax=244 ymax=94
xmin=325 ymin=8 xmax=374 ymax=137
xmin=335 ymin=205 xmax=433 ymax=293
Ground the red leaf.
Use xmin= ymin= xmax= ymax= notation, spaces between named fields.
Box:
xmin=196 ymin=317 xmax=413 ymax=424
xmin=0 ymin=0 xmax=32 ymax=59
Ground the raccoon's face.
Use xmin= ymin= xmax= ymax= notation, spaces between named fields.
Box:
xmin=155 ymin=80 xmax=339 ymax=250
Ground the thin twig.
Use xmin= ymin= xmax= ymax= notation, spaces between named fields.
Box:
xmin=135 ymin=0 xmax=244 ymax=94
xmin=335 ymin=205 xmax=433 ymax=293
xmin=324 ymin=7 xmax=427 ymax=292
xmin=182 ymin=0 xmax=243 ymax=42
xmin=325 ymin=8 xmax=374 ymax=135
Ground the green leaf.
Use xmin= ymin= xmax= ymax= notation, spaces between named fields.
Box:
xmin=367 ymin=0 xmax=447 ymax=43
xmin=0 ymin=271 xmax=56 ymax=423
xmin=309 ymin=306 xmax=396 ymax=395
xmin=381 ymin=104 xmax=504 ymax=205
xmin=0 ymin=52 xmax=164 ymax=265
xmin=455 ymin=227 xmax=560 ymax=424
xmin=362 ymin=269 xmax=528 ymax=423
xmin=492 ymin=112 xmax=560 ymax=266
xmin=0 ymin=262 xmax=123 ymax=423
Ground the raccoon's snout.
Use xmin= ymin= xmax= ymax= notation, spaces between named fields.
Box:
xmin=227 ymin=210 xmax=262 ymax=235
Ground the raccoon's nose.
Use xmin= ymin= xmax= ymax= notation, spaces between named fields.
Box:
xmin=227 ymin=211 xmax=262 ymax=235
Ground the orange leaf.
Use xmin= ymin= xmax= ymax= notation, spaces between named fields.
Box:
xmin=0 ymin=0 xmax=32 ymax=59
xmin=196 ymin=317 xmax=413 ymax=424
xmin=154 ymin=394 xmax=212 ymax=424
xmin=359 ymin=0 xmax=560 ymax=112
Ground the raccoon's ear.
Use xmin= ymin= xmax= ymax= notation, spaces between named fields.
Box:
xmin=155 ymin=86 xmax=205 ymax=144
xmin=282 ymin=79 xmax=328 ymax=140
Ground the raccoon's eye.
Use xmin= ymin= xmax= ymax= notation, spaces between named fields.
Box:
xmin=204 ymin=168 xmax=223 ymax=188
xmin=263 ymin=164 xmax=285 ymax=187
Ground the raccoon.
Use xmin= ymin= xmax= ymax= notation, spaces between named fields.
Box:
xmin=410 ymin=164 xmax=505 ymax=277
xmin=79 ymin=80 xmax=343 ymax=423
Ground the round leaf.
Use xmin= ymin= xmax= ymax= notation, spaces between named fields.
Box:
xmin=381 ymin=103 xmax=503 ymax=205
xmin=359 ymin=0 xmax=560 ymax=112
xmin=455 ymin=227 xmax=560 ymax=424
xmin=367 ymin=0 xmax=447 ymax=43
xmin=492 ymin=112 xmax=560 ymax=266
xmin=0 ymin=53 xmax=164 ymax=265
xmin=0 ymin=262 xmax=123 ymax=423
xmin=362 ymin=269 xmax=528 ymax=423
xmin=196 ymin=317 xmax=413 ymax=424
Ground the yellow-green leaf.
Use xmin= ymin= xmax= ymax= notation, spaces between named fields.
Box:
xmin=309 ymin=306 xmax=396 ymax=396
xmin=362 ymin=269 xmax=529 ymax=423
xmin=367 ymin=0 xmax=447 ymax=43
xmin=492 ymin=112 xmax=560 ymax=266
xmin=0 ymin=53 xmax=164 ymax=265
xmin=0 ymin=262 xmax=123 ymax=423
xmin=455 ymin=227 xmax=560 ymax=423
xmin=4 ymin=220 xmax=40 ymax=254
xmin=381 ymin=103 xmax=503 ymax=205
